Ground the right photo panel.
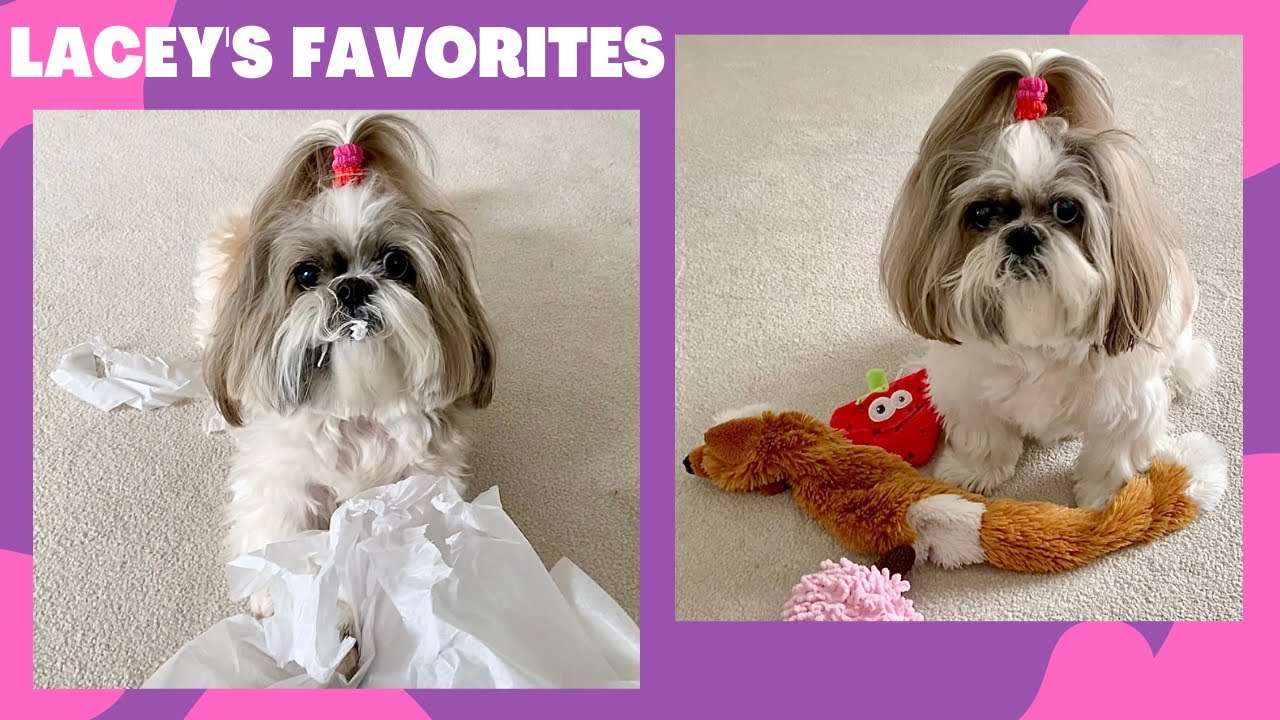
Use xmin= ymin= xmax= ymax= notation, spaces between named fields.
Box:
xmin=675 ymin=36 xmax=1243 ymax=622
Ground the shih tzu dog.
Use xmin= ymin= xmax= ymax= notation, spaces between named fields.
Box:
xmin=880 ymin=50 xmax=1215 ymax=508
xmin=192 ymin=114 xmax=495 ymax=625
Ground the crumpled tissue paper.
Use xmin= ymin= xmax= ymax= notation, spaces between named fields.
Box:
xmin=49 ymin=338 xmax=206 ymax=411
xmin=144 ymin=475 xmax=640 ymax=689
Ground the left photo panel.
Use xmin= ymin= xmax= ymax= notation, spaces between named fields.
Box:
xmin=32 ymin=110 xmax=639 ymax=688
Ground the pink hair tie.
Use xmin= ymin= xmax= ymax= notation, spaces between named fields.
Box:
xmin=332 ymin=143 xmax=364 ymax=188
xmin=1014 ymin=76 xmax=1049 ymax=121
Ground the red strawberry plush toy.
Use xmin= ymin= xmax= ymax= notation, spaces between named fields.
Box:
xmin=830 ymin=369 xmax=941 ymax=467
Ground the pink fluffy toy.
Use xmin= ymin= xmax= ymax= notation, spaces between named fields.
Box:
xmin=782 ymin=548 xmax=923 ymax=621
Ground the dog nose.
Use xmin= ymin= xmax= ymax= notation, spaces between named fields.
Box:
xmin=1005 ymin=226 xmax=1042 ymax=256
xmin=333 ymin=277 xmax=372 ymax=312
xmin=683 ymin=455 xmax=694 ymax=475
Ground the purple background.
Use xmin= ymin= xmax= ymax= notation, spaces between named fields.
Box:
xmin=7 ymin=0 xmax=1261 ymax=718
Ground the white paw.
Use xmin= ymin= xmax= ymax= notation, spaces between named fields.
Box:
xmin=336 ymin=644 xmax=360 ymax=682
xmin=336 ymin=601 xmax=360 ymax=681
xmin=1172 ymin=336 xmax=1217 ymax=398
xmin=1073 ymin=475 xmax=1125 ymax=509
xmin=935 ymin=451 xmax=1012 ymax=495
xmin=337 ymin=600 xmax=357 ymax=639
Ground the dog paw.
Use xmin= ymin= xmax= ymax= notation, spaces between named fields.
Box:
xmin=935 ymin=452 xmax=1012 ymax=495
xmin=336 ymin=643 xmax=360 ymax=682
xmin=1073 ymin=485 xmax=1110 ymax=509
xmin=335 ymin=601 xmax=360 ymax=682
xmin=1071 ymin=460 xmax=1134 ymax=508
xmin=1073 ymin=477 xmax=1121 ymax=509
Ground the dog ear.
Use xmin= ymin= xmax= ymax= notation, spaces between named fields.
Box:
xmin=448 ymin=218 xmax=497 ymax=410
xmin=1078 ymin=131 xmax=1179 ymax=355
xmin=203 ymin=282 xmax=250 ymax=427
xmin=1101 ymin=204 xmax=1171 ymax=355
xmin=406 ymin=209 xmax=497 ymax=409
xmin=202 ymin=230 xmax=278 ymax=427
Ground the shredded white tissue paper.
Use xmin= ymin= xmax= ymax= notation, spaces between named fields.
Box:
xmin=204 ymin=411 xmax=229 ymax=434
xmin=144 ymin=475 xmax=640 ymax=689
xmin=49 ymin=338 xmax=206 ymax=411
xmin=349 ymin=320 xmax=369 ymax=341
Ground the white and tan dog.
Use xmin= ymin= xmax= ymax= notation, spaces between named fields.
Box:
xmin=193 ymin=114 xmax=495 ymax=622
xmin=880 ymin=50 xmax=1215 ymax=508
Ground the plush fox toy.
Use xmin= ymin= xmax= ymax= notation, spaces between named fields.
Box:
xmin=683 ymin=409 xmax=1228 ymax=573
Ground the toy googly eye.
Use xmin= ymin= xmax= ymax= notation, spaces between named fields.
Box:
xmin=868 ymin=398 xmax=894 ymax=422
xmin=891 ymin=389 xmax=913 ymax=408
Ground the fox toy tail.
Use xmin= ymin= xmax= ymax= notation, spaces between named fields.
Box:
xmin=979 ymin=433 xmax=1228 ymax=573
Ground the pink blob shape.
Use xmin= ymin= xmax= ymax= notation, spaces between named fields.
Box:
xmin=1023 ymin=454 xmax=1275 ymax=718
xmin=0 ymin=0 xmax=178 ymax=145
xmin=783 ymin=558 xmax=923 ymax=621
xmin=1073 ymin=0 xmax=1279 ymax=177
xmin=0 ymin=550 xmax=123 ymax=714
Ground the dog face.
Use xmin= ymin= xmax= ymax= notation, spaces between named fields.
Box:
xmin=204 ymin=114 xmax=495 ymax=425
xmin=880 ymin=50 xmax=1184 ymax=355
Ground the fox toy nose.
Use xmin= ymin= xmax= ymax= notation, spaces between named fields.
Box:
xmin=1005 ymin=226 xmax=1042 ymax=257
xmin=683 ymin=455 xmax=694 ymax=475
xmin=333 ymin=277 xmax=373 ymax=312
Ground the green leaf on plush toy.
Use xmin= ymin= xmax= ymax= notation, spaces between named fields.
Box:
xmin=859 ymin=369 xmax=889 ymax=401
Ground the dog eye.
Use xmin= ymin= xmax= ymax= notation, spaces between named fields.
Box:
xmin=1052 ymin=198 xmax=1080 ymax=225
xmin=890 ymin=390 xmax=913 ymax=408
xmin=293 ymin=262 xmax=321 ymax=289
xmin=965 ymin=202 xmax=998 ymax=230
xmin=383 ymin=249 xmax=412 ymax=280
xmin=867 ymin=398 xmax=895 ymax=423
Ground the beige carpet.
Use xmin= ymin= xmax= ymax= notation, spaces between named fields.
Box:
xmin=676 ymin=36 xmax=1243 ymax=621
xmin=33 ymin=110 xmax=639 ymax=687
